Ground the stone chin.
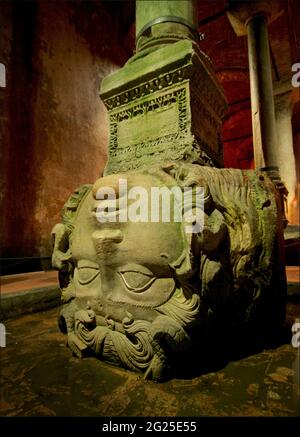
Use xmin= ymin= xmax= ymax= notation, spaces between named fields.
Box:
xmin=52 ymin=162 xmax=285 ymax=381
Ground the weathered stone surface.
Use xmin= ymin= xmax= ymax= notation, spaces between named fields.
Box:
xmin=52 ymin=162 xmax=286 ymax=381
xmin=0 ymin=0 xmax=129 ymax=262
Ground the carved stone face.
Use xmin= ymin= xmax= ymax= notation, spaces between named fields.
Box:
xmin=52 ymin=162 xmax=283 ymax=380
xmin=52 ymin=168 xmax=200 ymax=380
xmin=70 ymin=172 xmax=186 ymax=323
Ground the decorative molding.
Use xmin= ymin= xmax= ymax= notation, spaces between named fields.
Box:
xmin=102 ymin=66 xmax=190 ymax=110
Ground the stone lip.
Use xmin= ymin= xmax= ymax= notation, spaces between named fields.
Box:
xmin=100 ymin=40 xmax=195 ymax=98
xmin=100 ymin=39 xmax=226 ymax=105
xmin=1 ymin=286 xmax=60 ymax=321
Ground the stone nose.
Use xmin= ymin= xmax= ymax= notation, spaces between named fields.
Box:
xmin=92 ymin=229 xmax=124 ymax=246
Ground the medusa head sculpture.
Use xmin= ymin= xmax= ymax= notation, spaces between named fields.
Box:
xmin=52 ymin=162 xmax=286 ymax=381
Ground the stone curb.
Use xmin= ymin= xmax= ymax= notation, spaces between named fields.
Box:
xmin=0 ymin=286 xmax=61 ymax=321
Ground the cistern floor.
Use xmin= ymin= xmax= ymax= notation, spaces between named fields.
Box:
xmin=0 ymin=306 xmax=299 ymax=417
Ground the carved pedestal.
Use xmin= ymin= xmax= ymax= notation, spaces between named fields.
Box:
xmin=100 ymin=40 xmax=227 ymax=174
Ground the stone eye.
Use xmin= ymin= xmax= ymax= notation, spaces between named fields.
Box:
xmin=118 ymin=270 xmax=156 ymax=292
xmin=77 ymin=267 xmax=100 ymax=285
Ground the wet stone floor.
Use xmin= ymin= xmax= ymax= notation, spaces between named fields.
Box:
xmin=0 ymin=307 xmax=299 ymax=417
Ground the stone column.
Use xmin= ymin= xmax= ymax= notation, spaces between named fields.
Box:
xmin=227 ymin=1 xmax=288 ymax=226
xmin=247 ymin=14 xmax=278 ymax=169
xmin=227 ymin=1 xmax=282 ymax=170
xmin=274 ymin=85 xmax=298 ymax=223
xmin=136 ymin=0 xmax=198 ymax=51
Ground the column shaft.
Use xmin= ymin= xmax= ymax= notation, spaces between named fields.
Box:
xmin=247 ymin=14 xmax=278 ymax=169
xmin=275 ymin=93 xmax=298 ymax=223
